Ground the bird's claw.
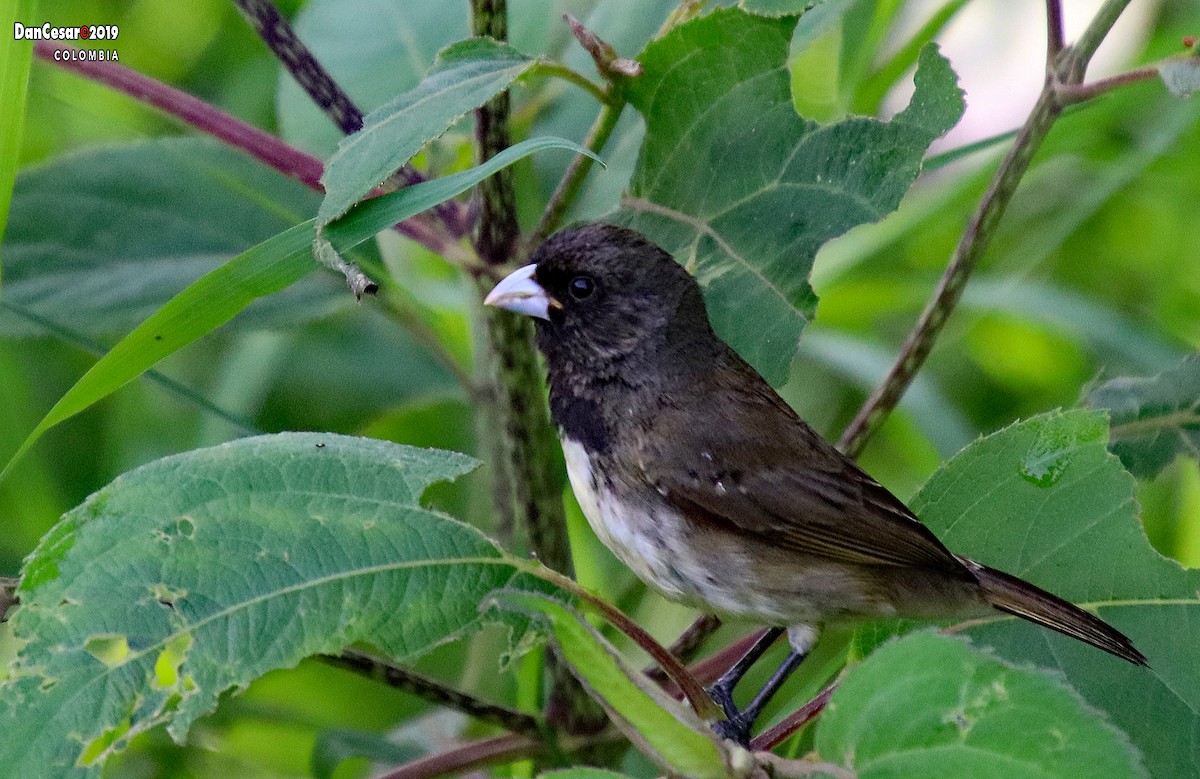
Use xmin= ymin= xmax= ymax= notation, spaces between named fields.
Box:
xmin=706 ymin=683 xmax=740 ymax=722
xmin=711 ymin=715 xmax=752 ymax=747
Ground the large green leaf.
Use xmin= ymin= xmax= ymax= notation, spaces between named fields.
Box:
xmin=0 ymin=136 xmax=593 ymax=481
xmin=614 ymin=8 xmax=963 ymax=384
xmin=491 ymin=591 xmax=732 ymax=779
xmin=817 ymin=632 xmax=1145 ymax=778
xmin=907 ymin=409 xmax=1200 ymax=778
xmin=0 ymin=138 xmax=342 ymax=339
xmin=1088 ymin=353 xmax=1200 ymax=477
xmin=318 ymin=38 xmax=537 ymax=227
xmin=0 ymin=434 xmax=541 ymax=777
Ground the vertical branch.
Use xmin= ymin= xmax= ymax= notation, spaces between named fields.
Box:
xmin=471 ymin=0 xmax=520 ymax=265
xmin=468 ymin=0 xmax=607 ymax=736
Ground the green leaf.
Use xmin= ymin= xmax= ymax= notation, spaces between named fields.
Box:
xmin=0 ymin=433 xmax=543 ymax=777
xmin=0 ymin=0 xmax=37 ymax=276
xmin=1088 ymin=353 xmax=1200 ymax=477
xmin=490 ymin=591 xmax=733 ymax=779
xmin=318 ymin=38 xmax=536 ymax=227
xmin=276 ymin=0 xmax=469 ymax=156
xmin=1158 ymin=57 xmax=1200 ymax=98
xmin=907 ymin=409 xmax=1200 ymax=778
xmin=817 ymin=632 xmax=1146 ymax=778
xmin=0 ymin=136 xmax=593 ymax=481
xmin=0 ymin=138 xmax=343 ymax=339
xmin=615 ymin=9 xmax=963 ymax=384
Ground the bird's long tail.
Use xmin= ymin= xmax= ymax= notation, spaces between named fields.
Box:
xmin=964 ymin=559 xmax=1147 ymax=666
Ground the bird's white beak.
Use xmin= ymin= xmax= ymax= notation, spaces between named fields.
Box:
xmin=484 ymin=263 xmax=553 ymax=320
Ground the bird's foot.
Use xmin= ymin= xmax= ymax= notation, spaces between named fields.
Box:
xmin=711 ymin=714 xmax=752 ymax=747
xmin=707 ymin=683 xmax=753 ymax=746
xmin=705 ymin=682 xmax=741 ymax=722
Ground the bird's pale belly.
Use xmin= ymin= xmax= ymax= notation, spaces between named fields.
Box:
xmin=560 ymin=436 xmax=905 ymax=624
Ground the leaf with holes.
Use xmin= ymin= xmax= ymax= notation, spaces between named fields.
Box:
xmin=1087 ymin=353 xmax=1200 ymax=477
xmin=0 ymin=434 xmax=547 ymax=777
xmin=817 ymin=632 xmax=1145 ymax=778
xmin=613 ymin=8 xmax=963 ymax=384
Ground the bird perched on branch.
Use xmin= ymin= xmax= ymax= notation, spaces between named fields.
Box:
xmin=485 ymin=222 xmax=1146 ymax=745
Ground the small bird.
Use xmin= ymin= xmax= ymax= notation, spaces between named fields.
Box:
xmin=485 ymin=223 xmax=1146 ymax=744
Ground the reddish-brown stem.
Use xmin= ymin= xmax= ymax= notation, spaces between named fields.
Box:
xmin=750 ymin=684 xmax=838 ymax=751
xmin=1056 ymin=65 xmax=1160 ymax=103
xmin=1045 ymin=0 xmax=1065 ymax=62
xmin=644 ymin=613 xmax=723 ymax=686
xmin=32 ymin=41 xmax=451 ymax=254
xmin=36 ymin=40 xmax=322 ymax=188
xmin=375 ymin=734 xmax=542 ymax=779
xmin=529 ymin=564 xmax=721 ymax=721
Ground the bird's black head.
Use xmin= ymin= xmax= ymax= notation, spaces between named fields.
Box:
xmin=486 ymin=223 xmax=716 ymax=379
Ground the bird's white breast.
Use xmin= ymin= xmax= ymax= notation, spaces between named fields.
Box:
xmin=560 ymin=436 xmax=688 ymax=601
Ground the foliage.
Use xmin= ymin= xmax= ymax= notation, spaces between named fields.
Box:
xmin=2 ymin=1 xmax=1199 ymax=778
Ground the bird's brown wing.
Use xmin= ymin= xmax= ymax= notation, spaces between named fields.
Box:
xmin=636 ymin=380 xmax=965 ymax=573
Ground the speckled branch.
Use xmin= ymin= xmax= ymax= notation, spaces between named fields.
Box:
xmin=229 ymin=0 xmax=466 ymax=232
xmin=321 ymin=649 xmax=544 ymax=739
xmin=469 ymin=0 xmax=607 ymax=737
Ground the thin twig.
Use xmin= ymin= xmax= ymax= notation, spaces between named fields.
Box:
xmin=836 ymin=0 xmax=1142 ymax=459
xmin=375 ymin=733 xmax=542 ymax=779
xmin=31 ymin=41 xmax=450 ymax=255
xmin=320 ymin=649 xmax=544 ymax=740
xmin=533 ymin=62 xmax=612 ymax=106
xmin=1045 ymin=0 xmax=1065 ymax=62
xmin=836 ymin=87 xmax=1063 ymax=457
xmin=230 ymin=0 xmax=364 ymax=135
xmin=2 ymin=301 xmax=260 ymax=435
xmin=531 ymin=99 xmax=624 ymax=247
xmin=527 ymin=563 xmax=722 ymax=722
xmin=750 ymin=684 xmax=838 ymax=751
xmin=36 ymin=41 xmax=321 ymax=187
xmin=1056 ymin=65 xmax=1160 ymax=103
xmin=644 ymin=613 xmax=722 ymax=685
xmin=1066 ymin=0 xmax=1135 ymax=81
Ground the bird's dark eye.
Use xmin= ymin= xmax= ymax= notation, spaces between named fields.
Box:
xmin=568 ymin=275 xmax=595 ymax=300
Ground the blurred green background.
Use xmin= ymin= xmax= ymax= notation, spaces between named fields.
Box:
xmin=2 ymin=0 xmax=1199 ymax=776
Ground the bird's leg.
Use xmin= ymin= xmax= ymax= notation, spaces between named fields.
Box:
xmin=713 ymin=648 xmax=808 ymax=744
xmin=706 ymin=627 xmax=784 ymax=721
xmin=710 ymin=625 xmax=817 ymax=746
